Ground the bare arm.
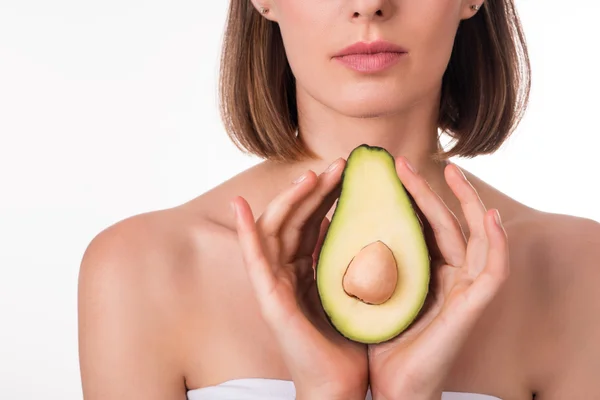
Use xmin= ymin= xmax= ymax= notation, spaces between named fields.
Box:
xmin=78 ymin=217 xmax=186 ymax=399
xmin=529 ymin=217 xmax=600 ymax=399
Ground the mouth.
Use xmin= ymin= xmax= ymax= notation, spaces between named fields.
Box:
xmin=333 ymin=40 xmax=408 ymax=73
xmin=334 ymin=40 xmax=408 ymax=57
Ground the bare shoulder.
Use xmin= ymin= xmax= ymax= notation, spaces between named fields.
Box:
xmin=78 ymin=159 xmax=280 ymax=314
xmin=539 ymin=212 xmax=600 ymax=260
xmin=77 ymin=195 xmax=240 ymax=318
xmin=77 ymin=159 xmax=277 ymax=284
xmin=77 ymin=202 xmax=232 ymax=398
xmin=520 ymin=210 xmax=600 ymax=321
xmin=506 ymin=210 xmax=600 ymax=398
xmin=79 ymin=206 xmax=213 ymax=289
xmin=465 ymin=170 xmax=599 ymax=275
xmin=508 ymin=209 xmax=600 ymax=281
xmin=507 ymin=209 xmax=600 ymax=317
xmin=77 ymin=160 xmax=291 ymax=396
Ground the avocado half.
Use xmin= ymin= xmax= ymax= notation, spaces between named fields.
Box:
xmin=315 ymin=144 xmax=430 ymax=344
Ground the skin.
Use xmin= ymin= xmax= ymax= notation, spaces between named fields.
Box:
xmin=78 ymin=0 xmax=600 ymax=399
xmin=230 ymin=159 xmax=510 ymax=400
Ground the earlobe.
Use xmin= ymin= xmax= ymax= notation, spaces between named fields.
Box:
xmin=250 ymin=0 xmax=277 ymax=21
xmin=460 ymin=2 xmax=484 ymax=20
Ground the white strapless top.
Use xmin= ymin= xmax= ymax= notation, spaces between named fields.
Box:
xmin=187 ymin=378 xmax=502 ymax=400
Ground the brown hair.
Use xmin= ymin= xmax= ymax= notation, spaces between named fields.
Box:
xmin=218 ymin=1 xmax=531 ymax=162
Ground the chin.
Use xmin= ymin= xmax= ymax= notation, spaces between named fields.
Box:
xmin=330 ymin=80 xmax=414 ymax=118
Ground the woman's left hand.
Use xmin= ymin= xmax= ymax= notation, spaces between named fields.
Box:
xmin=367 ymin=159 xmax=510 ymax=400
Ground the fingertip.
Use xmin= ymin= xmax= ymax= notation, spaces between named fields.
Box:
xmin=488 ymin=209 xmax=506 ymax=237
xmin=322 ymin=157 xmax=345 ymax=175
xmin=230 ymin=196 xmax=242 ymax=218
xmin=232 ymin=196 xmax=254 ymax=229
xmin=230 ymin=199 xmax=238 ymax=221
xmin=295 ymin=169 xmax=318 ymax=185
xmin=444 ymin=163 xmax=462 ymax=185
xmin=443 ymin=164 xmax=461 ymax=194
xmin=492 ymin=209 xmax=502 ymax=228
xmin=486 ymin=209 xmax=509 ymax=273
xmin=230 ymin=195 xmax=245 ymax=207
xmin=395 ymin=157 xmax=417 ymax=188
xmin=395 ymin=155 xmax=412 ymax=173
xmin=307 ymin=169 xmax=319 ymax=183
xmin=443 ymin=162 xmax=454 ymax=177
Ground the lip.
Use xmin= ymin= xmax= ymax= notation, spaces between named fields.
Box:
xmin=334 ymin=40 xmax=408 ymax=57
xmin=333 ymin=40 xmax=408 ymax=73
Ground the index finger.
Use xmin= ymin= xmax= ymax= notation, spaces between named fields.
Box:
xmin=395 ymin=157 xmax=467 ymax=267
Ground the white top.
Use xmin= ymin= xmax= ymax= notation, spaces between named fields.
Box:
xmin=187 ymin=378 xmax=502 ymax=400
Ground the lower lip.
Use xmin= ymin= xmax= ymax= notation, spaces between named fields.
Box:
xmin=334 ymin=52 xmax=406 ymax=73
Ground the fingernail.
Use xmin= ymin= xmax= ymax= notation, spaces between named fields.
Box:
xmin=324 ymin=158 xmax=340 ymax=173
xmin=404 ymin=158 xmax=416 ymax=173
xmin=493 ymin=209 xmax=502 ymax=227
xmin=293 ymin=173 xmax=307 ymax=184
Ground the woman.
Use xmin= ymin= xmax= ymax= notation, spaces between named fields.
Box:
xmin=78 ymin=1 xmax=600 ymax=399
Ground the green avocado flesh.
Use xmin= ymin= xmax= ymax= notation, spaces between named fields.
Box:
xmin=316 ymin=144 xmax=430 ymax=344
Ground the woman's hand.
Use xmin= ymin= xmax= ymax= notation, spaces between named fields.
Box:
xmin=231 ymin=159 xmax=369 ymax=400
xmin=368 ymin=158 xmax=510 ymax=400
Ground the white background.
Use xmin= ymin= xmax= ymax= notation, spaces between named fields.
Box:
xmin=0 ymin=1 xmax=598 ymax=399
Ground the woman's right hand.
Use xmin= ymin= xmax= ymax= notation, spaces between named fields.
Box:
xmin=367 ymin=160 xmax=510 ymax=400
xmin=231 ymin=158 xmax=368 ymax=400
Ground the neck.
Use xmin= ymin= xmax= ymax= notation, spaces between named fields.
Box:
xmin=293 ymin=86 xmax=451 ymax=195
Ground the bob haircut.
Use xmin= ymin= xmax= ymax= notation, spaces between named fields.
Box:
xmin=218 ymin=1 xmax=531 ymax=162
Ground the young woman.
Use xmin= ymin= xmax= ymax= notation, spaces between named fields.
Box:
xmin=78 ymin=1 xmax=600 ymax=399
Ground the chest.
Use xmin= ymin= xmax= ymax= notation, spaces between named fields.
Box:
xmin=182 ymin=249 xmax=534 ymax=399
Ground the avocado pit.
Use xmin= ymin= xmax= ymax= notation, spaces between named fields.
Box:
xmin=342 ymin=241 xmax=398 ymax=305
